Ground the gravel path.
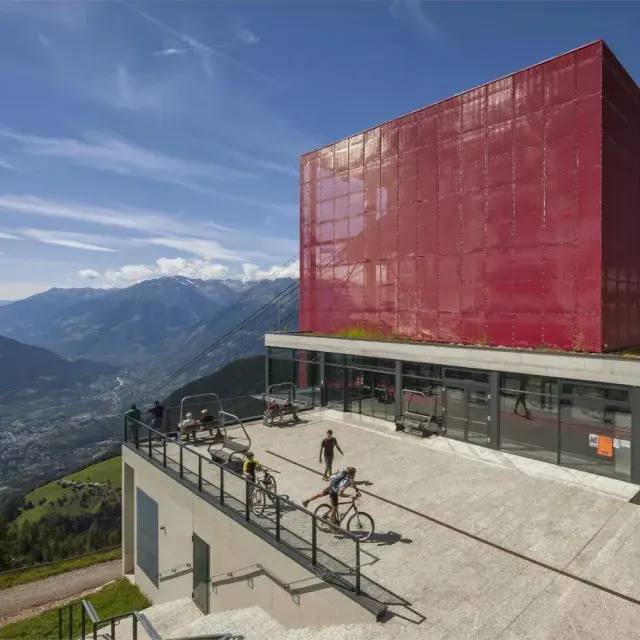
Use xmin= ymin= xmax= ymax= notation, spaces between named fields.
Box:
xmin=0 ymin=560 xmax=121 ymax=623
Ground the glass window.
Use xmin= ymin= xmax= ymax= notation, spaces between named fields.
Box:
xmin=344 ymin=355 xmax=395 ymax=372
xmin=500 ymin=388 xmax=559 ymax=464
xmin=325 ymin=365 xmax=344 ymax=409
xmin=561 ymin=382 xmax=628 ymax=404
xmin=269 ymin=347 xmax=294 ymax=360
xmin=401 ymin=379 xmax=442 ymax=419
xmin=444 ymin=368 xmax=489 ymax=384
xmin=372 ymin=372 xmax=396 ymax=422
xmin=403 ymin=362 xmax=442 ymax=380
xmin=501 ymin=374 xmax=558 ymax=397
xmin=559 ymin=397 xmax=631 ymax=481
xmin=326 ymin=353 xmax=345 ymax=366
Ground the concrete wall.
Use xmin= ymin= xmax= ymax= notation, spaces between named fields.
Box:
xmin=122 ymin=447 xmax=372 ymax=629
xmin=123 ymin=462 xmax=135 ymax=575
xmin=266 ymin=332 xmax=640 ymax=387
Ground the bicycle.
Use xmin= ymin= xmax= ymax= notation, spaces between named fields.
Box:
xmin=314 ymin=492 xmax=375 ymax=541
xmin=250 ymin=466 xmax=279 ymax=517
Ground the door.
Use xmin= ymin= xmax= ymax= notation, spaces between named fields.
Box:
xmin=192 ymin=534 xmax=210 ymax=614
xmin=443 ymin=386 xmax=490 ymax=445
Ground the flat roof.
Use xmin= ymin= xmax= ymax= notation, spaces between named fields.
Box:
xmin=265 ymin=333 xmax=640 ymax=387
xmin=180 ymin=410 xmax=640 ymax=636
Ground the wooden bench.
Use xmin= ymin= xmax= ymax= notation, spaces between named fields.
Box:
xmin=208 ymin=437 xmax=250 ymax=465
xmin=181 ymin=419 xmax=222 ymax=442
xmin=263 ymin=402 xmax=301 ymax=427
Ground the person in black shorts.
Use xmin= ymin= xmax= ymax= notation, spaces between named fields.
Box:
xmin=319 ymin=430 xmax=344 ymax=480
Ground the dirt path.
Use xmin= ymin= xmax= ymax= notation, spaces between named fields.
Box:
xmin=0 ymin=560 xmax=121 ymax=625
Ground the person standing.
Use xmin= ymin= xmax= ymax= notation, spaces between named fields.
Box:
xmin=147 ymin=400 xmax=165 ymax=433
xmin=319 ymin=430 xmax=343 ymax=480
xmin=124 ymin=403 xmax=141 ymax=440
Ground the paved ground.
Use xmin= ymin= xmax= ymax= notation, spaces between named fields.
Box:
xmin=0 ymin=559 xmax=121 ymax=624
xmin=173 ymin=409 xmax=640 ymax=639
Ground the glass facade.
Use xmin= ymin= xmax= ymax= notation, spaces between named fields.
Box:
xmin=266 ymin=347 xmax=637 ymax=484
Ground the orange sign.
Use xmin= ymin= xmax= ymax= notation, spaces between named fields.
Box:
xmin=597 ymin=435 xmax=613 ymax=458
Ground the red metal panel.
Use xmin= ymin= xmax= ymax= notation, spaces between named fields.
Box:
xmin=299 ymin=40 xmax=614 ymax=350
xmin=601 ymin=43 xmax=640 ymax=351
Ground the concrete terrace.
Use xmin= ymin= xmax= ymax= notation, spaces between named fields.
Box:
xmin=168 ymin=409 xmax=640 ymax=639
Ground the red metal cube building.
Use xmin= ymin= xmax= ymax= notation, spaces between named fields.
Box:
xmin=300 ymin=40 xmax=640 ymax=353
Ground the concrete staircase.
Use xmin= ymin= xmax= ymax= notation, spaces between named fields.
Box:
xmin=91 ymin=600 xmax=428 ymax=640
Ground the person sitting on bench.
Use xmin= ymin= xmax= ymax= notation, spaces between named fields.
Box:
xmin=179 ymin=412 xmax=196 ymax=441
xmin=198 ymin=409 xmax=223 ymax=438
xmin=283 ymin=398 xmax=301 ymax=422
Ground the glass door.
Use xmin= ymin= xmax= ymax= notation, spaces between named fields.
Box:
xmin=467 ymin=388 xmax=490 ymax=445
xmin=192 ymin=534 xmax=210 ymax=614
xmin=359 ymin=370 xmax=375 ymax=417
xmin=444 ymin=386 xmax=466 ymax=440
xmin=373 ymin=373 xmax=395 ymax=421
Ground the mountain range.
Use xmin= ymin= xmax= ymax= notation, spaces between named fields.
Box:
xmin=0 ymin=277 xmax=298 ymax=372
xmin=0 ymin=334 xmax=115 ymax=396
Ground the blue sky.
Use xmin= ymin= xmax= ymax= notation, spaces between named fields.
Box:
xmin=0 ymin=1 xmax=638 ymax=300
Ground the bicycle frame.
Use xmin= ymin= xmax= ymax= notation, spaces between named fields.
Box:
xmin=334 ymin=497 xmax=360 ymax=524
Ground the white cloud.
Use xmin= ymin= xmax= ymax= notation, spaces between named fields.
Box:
xmin=154 ymin=47 xmax=186 ymax=57
xmin=0 ymin=194 xmax=199 ymax=237
xmin=78 ymin=257 xmax=298 ymax=286
xmin=241 ymin=260 xmax=300 ymax=281
xmin=77 ymin=269 xmax=100 ymax=280
xmin=237 ymin=28 xmax=259 ymax=45
xmin=0 ymin=158 xmax=15 ymax=171
xmin=124 ymin=4 xmax=277 ymax=86
xmin=0 ymin=231 xmax=21 ymax=240
xmin=1 ymin=129 xmax=255 ymax=187
xmin=389 ymin=0 xmax=441 ymax=41
xmin=20 ymin=228 xmax=117 ymax=252
xmin=146 ymin=237 xmax=248 ymax=262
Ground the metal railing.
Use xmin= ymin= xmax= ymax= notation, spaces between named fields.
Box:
xmin=124 ymin=418 xmax=363 ymax=597
xmin=136 ymin=395 xmax=265 ymax=436
xmin=57 ymin=599 xmax=160 ymax=640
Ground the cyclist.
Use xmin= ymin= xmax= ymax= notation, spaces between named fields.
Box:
xmin=243 ymin=452 xmax=262 ymax=483
xmin=302 ymin=466 xmax=357 ymax=524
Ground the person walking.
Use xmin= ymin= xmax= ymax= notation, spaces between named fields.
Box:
xmin=319 ymin=430 xmax=344 ymax=480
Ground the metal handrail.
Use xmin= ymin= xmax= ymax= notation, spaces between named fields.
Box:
xmin=218 ymin=410 xmax=251 ymax=449
xmin=124 ymin=419 xmax=363 ymax=598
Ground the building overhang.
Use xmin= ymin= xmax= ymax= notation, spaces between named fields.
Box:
xmin=265 ymin=333 xmax=640 ymax=387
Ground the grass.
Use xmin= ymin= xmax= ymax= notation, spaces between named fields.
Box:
xmin=17 ymin=457 xmax=122 ymax=525
xmin=0 ymin=547 xmax=121 ymax=591
xmin=0 ymin=578 xmax=150 ymax=639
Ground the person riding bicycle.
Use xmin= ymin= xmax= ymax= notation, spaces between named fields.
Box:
xmin=242 ymin=452 xmax=262 ymax=483
xmin=302 ymin=467 xmax=357 ymax=524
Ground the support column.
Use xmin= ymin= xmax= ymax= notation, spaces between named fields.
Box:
xmin=395 ymin=360 xmax=402 ymax=418
xmin=319 ymin=352 xmax=326 ymax=406
xmin=629 ymin=388 xmax=640 ymax=484
xmin=488 ymin=371 xmax=499 ymax=450
xmin=123 ymin=463 xmax=135 ymax=574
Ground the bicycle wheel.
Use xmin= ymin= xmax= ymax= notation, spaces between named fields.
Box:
xmin=346 ymin=511 xmax=374 ymax=541
xmin=314 ymin=504 xmax=334 ymax=533
xmin=264 ymin=475 xmax=277 ymax=502
xmin=251 ymin=489 xmax=266 ymax=517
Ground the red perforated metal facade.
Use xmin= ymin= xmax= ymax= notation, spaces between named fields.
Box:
xmin=300 ymin=41 xmax=639 ymax=353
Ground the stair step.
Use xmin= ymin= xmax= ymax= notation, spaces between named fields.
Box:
xmin=168 ymin=605 xmax=284 ymax=639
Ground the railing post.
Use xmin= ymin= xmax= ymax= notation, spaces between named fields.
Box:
xmin=135 ymin=421 xmax=139 ymax=449
xmin=81 ymin=604 xmax=86 ymax=639
xmin=93 ymin=621 xmax=98 ymax=640
xmin=58 ymin=607 xmax=62 ymax=640
xmin=220 ymin=466 xmax=225 ymax=506
xmin=355 ymin=538 xmax=361 ymax=595
xmin=68 ymin=603 xmax=73 ymax=640
xmin=198 ymin=457 xmax=202 ymax=491
xmin=275 ymin=496 xmax=281 ymax=542
xmin=245 ymin=480 xmax=251 ymax=522
xmin=111 ymin=617 xmax=116 ymax=639
xmin=179 ymin=446 xmax=184 ymax=478
xmin=311 ymin=515 xmax=317 ymax=566
xmin=148 ymin=427 xmax=152 ymax=458
xmin=124 ymin=417 xmax=128 ymax=442
xmin=163 ymin=437 xmax=167 ymax=467
xmin=133 ymin=615 xmax=138 ymax=640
